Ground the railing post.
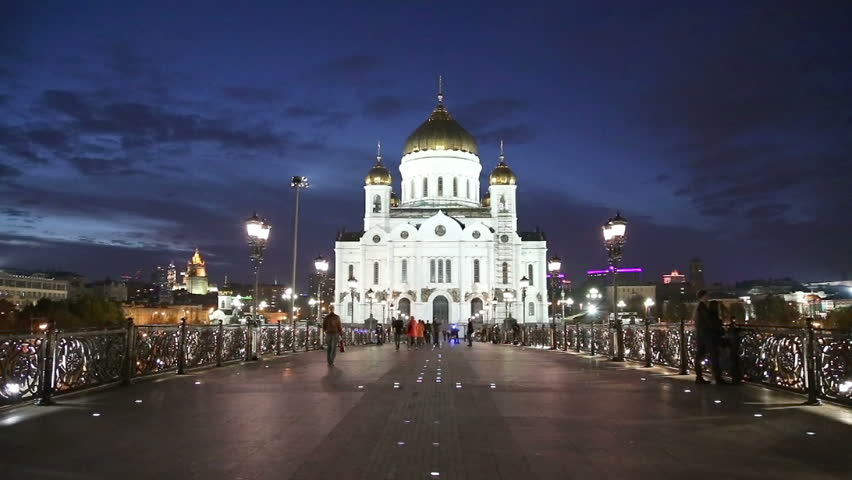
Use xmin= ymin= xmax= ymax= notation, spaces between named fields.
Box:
xmin=575 ymin=323 xmax=580 ymax=352
xmin=36 ymin=318 xmax=56 ymax=406
xmin=644 ymin=321 xmax=652 ymax=368
xmin=177 ymin=318 xmax=188 ymax=375
xmin=804 ymin=318 xmax=820 ymax=405
xmin=590 ymin=324 xmax=596 ymax=356
xmin=678 ymin=318 xmax=688 ymax=375
xmin=728 ymin=320 xmax=741 ymax=384
xmin=275 ymin=321 xmax=282 ymax=356
xmin=306 ymin=326 xmax=311 ymax=352
xmin=122 ymin=317 xmax=136 ymax=385
xmin=245 ymin=320 xmax=255 ymax=361
xmin=215 ymin=320 xmax=224 ymax=367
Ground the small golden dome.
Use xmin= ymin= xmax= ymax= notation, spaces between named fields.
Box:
xmin=390 ymin=191 xmax=399 ymax=207
xmin=489 ymin=141 xmax=517 ymax=185
xmin=403 ymin=95 xmax=478 ymax=156
xmin=365 ymin=162 xmax=392 ymax=185
xmin=482 ymin=191 xmax=491 ymax=207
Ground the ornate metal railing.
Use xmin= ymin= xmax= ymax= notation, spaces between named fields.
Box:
xmin=481 ymin=319 xmax=851 ymax=406
xmin=1 ymin=319 xmax=371 ymax=408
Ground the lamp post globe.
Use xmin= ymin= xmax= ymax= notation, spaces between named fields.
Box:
xmin=245 ymin=212 xmax=271 ymax=361
xmin=348 ymin=276 xmax=358 ymax=324
xmin=313 ymin=255 xmax=329 ymax=342
xmin=644 ymin=297 xmax=655 ymax=323
xmin=519 ymin=276 xmax=529 ymax=325
xmin=602 ymin=211 xmax=628 ymax=362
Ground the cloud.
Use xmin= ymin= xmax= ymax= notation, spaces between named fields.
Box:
xmin=221 ymin=86 xmax=284 ymax=103
xmin=68 ymin=156 xmax=148 ymax=176
xmin=456 ymin=97 xmax=528 ymax=130
xmin=284 ymin=105 xmax=350 ymax=128
xmin=476 ymin=124 xmax=537 ymax=146
xmin=362 ymin=95 xmax=419 ymax=119
xmin=308 ymin=54 xmax=383 ymax=85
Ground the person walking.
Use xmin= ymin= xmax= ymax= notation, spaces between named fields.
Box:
xmin=322 ymin=305 xmax=343 ymax=366
xmin=694 ymin=291 xmax=728 ymax=385
xmin=407 ymin=316 xmax=418 ymax=349
xmin=432 ymin=319 xmax=442 ymax=347
xmin=392 ymin=315 xmax=404 ymax=350
xmin=466 ymin=318 xmax=474 ymax=347
xmin=416 ymin=320 xmax=426 ymax=348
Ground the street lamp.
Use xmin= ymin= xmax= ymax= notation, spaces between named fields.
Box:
xmin=547 ymin=257 xmax=561 ymax=350
xmin=289 ymin=175 xmax=310 ymax=338
xmin=245 ymin=212 xmax=271 ymax=360
xmin=519 ymin=276 xmax=530 ymax=324
xmin=602 ymin=211 xmax=628 ymax=361
xmin=586 ymin=287 xmax=602 ymax=355
xmin=644 ymin=297 xmax=655 ymax=323
xmin=348 ymin=276 xmax=358 ymax=324
xmin=314 ymin=255 xmax=329 ymax=342
xmin=366 ymin=288 xmax=375 ymax=326
xmin=502 ymin=289 xmax=514 ymax=322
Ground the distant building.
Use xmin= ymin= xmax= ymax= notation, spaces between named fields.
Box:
xmin=85 ymin=279 xmax=128 ymax=302
xmin=662 ymin=269 xmax=686 ymax=284
xmin=0 ymin=269 xmax=69 ymax=307
xmin=587 ymin=267 xmax=643 ymax=286
xmin=605 ymin=284 xmax=656 ymax=307
xmin=185 ymin=249 xmax=209 ymax=295
xmin=689 ymin=259 xmax=705 ymax=290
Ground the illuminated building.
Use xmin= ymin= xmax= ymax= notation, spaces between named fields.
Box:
xmin=663 ymin=270 xmax=686 ymax=284
xmin=185 ymin=248 xmax=209 ymax=295
xmin=0 ymin=269 xmax=69 ymax=307
xmin=334 ymin=84 xmax=548 ymax=324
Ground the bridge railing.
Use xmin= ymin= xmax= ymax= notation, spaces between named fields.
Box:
xmin=480 ymin=320 xmax=851 ymax=406
xmin=1 ymin=319 xmax=370 ymax=408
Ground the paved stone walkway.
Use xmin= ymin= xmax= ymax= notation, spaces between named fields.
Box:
xmin=1 ymin=342 xmax=850 ymax=479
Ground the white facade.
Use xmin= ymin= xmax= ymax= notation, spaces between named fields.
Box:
xmin=334 ymin=93 xmax=547 ymax=326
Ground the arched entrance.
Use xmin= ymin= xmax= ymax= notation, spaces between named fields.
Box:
xmin=433 ymin=296 xmax=449 ymax=323
xmin=398 ymin=298 xmax=411 ymax=316
xmin=470 ymin=298 xmax=483 ymax=317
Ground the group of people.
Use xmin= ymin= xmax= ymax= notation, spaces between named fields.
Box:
xmin=388 ymin=316 xmax=474 ymax=350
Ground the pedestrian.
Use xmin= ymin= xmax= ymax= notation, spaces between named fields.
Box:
xmin=432 ymin=318 xmax=442 ymax=347
xmin=424 ymin=320 xmax=432 ymax=345
xmin=466 ymin=318 xmax=474 ymax=346
xmin=392 ymin=315 xmax=404 ymax=350
xmin=416 ymin=320 xmax=426 ymax=348
xmin=375 ymin=324 xmax=384 ymax=346
xmin=322 ymin=305 xmax=342 ymax=366
xmin=407 ymin=316 xmax=418 ymax=349
xmin=694 ymin=291 xmax=728 ymax=385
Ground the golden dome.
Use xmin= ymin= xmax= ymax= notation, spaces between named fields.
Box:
xmin=482 ymin=191 xmax=491 ymax=207
xmin=490 ymin=143 xmax=517 ymax=185
xmin=365 ymin=141 xmax=392 ymax=185
xmin=365 ymin=162 xmax=392 ymax=185
xmin=390 ymin=191 xmax=399 ymax=207
xmin=403 ymin=94 xmax=478 ymax=156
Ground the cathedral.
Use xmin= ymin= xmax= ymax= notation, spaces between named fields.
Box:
xmin=334 ymin=87 xmax=547 ymax=326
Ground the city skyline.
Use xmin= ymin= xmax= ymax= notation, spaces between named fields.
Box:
xmin=1 ymin=2 xmax=851 ymax=284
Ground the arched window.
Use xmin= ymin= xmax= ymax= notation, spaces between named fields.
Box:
xmin=499 ymin=195 xmax=507 ymax=212
xmin=445 ymin=259 xmax=452 ymax=283
xmin=430 ymin=259 xmax=436 ymax=283
xmin=502 ymin=262 xmax=509 ymax=284
xmin=437 ymin=177 xmax=443 ymax=196
xmin=528 ymin=264 xmax=534 ymax=285
xmin=473 ymin=259 xmax=480 ymax=283
xmin=466 ymin=179 xmax=470 ymax=199
xmin=373 ymin=194 xmax=382 ymax=213
xmin=423 ymin=177 xmax=428 ymax=197
xmin=348 ymin=264 xmax=354 ymax=280
xmin=401 ymin=259 xmax=408 ymax=283
xmin=410 ymin=179 xmax=415 ymax=200
xmin=438 ymin=259 xmax=444 ymax=283
xmin=529 ymin=302 xmax=535 ymax=316
xmin=373 ymin=262 xmax=379 ymax=285
xmin=452 ymin=178 xmax=458 ymax=197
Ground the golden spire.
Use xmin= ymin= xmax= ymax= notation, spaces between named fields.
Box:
xmin=499 ymin=139 xmax=505 ymax=164
xmin=437 ymin=75 xmax=444 ymax=106
xmin=376 ymin=140 xmax=382 ymax=163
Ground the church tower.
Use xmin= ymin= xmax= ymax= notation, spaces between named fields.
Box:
xmin=489 ymin=142 xmax=519 ymax=298
xmin=364 ymin=141 xmax=392 ymax=231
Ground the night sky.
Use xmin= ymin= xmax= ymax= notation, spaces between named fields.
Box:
xmin=1 ymin=1 xmax=850 ymax=286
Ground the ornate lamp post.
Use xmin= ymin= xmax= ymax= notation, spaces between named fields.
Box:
xmin=586 ymin=287 xmax=602 ymax=355
xmin=602 ymin=211 xmax=628 ymax=362
xmin=348 ymin=276 xmax=358 ymax=324
xmin=519 ymin=276 xmax=530 ymax=323
xmin=547 ymin=256 xmax=561 ymax=350
xmin=245 ymin=212 xmax=271 ymax=361
xmin=314 ymin=255 xmax=329 ymax=342
xmin=366 ymin=288 xmax=375 ymax=329
xmin=644 ymin=298 xmax=655 ymax=323
xmin=502 ymin=289 xmax=514 ymax=323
